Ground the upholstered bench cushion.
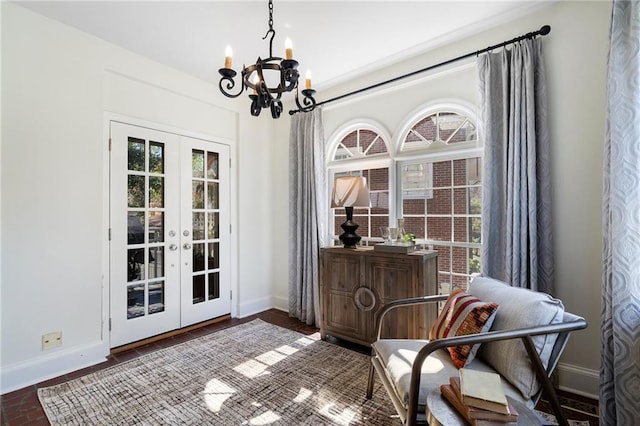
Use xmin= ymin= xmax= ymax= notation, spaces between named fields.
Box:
xmin=371 ymin=340 xmax=529 ymax=414
xmin=468 ymin=276 xmax=565 ymax=400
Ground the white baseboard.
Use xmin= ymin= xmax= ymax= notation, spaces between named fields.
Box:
xmin=557 ymin=362 xmax=599 ymax=400
xmin=236 ymin=296 xmax=275 ymax=318
xmin=271 ymin=295 xmax=288 ymax=312
xmin=1 ymin=341 xmax=108 ymax=395
xmin=236 ymin=295 xmax=288 ymax=318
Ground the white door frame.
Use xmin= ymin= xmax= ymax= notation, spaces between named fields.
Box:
xmin=101 ymin=112 xmax=239 ymax=352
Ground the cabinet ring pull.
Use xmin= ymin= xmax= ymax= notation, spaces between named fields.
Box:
xmin=353 ymin=287 xmax=376 ymax=311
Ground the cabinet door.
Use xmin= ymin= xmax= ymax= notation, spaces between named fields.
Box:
xmin=321 ymin=253 xmax=368 ymax=344
xmin=367 ymin=256 xmax=426 ymax=341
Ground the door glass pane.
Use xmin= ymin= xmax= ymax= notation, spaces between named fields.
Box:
xmin=149 ymin=176 xmax=164 ymax=208
xmin=207 ymin=182 xmax=219 ymax=209
xmin=148 ymin=281 xmax=165 ymax=314
xmin=193 ymin=181 xmax=204 ymax=209
xmin=128 ymin=138 xmax=145 ymax=171
xmin=127 ymin=284 xmax=145 ymax=319
xmin=128 ymin=175 xmax=145 ymax=208
xmin=128 ymin=212 xmax=145 ymax=244
xmin=193 ymin=212 xmax=205 ymax=240
xmin=208 ymin=272 xmax=220 ymax=300
xmin=128 ymin=248 xmax=145 ymax=282
xmin=149 ymin=142 xmax=164 ymax=173
xmin=208 ymin=212 xmax=219 ymax=239
xmin=193 ymin=274 xmax=205 ymax=304
xmin=192 ymin=150 xmax=204 ymax=178
xmin=148 ymin=212 xmax=164 ymax=243
xmin=208 ymin=242 xmax=219 ymax=269
xmin=193 ymin=243 xmax=205 ymax=272
xmin=207 ymin=152 xmax=219 ymax=179
xmin=148 ymin=247 xmax=164 ymax=279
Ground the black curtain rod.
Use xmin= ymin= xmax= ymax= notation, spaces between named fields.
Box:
xmin=289 ymin=25 xmax=551 ymax=116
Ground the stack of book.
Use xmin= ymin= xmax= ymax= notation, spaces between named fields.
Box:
xmin=440 ymin=369 xmax=519 ymax=426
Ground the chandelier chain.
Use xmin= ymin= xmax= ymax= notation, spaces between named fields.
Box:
xmin=263 ymin=0 xmax=275 ymax=58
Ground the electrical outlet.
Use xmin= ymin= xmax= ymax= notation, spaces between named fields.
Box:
xmin=42 ymin=331 xmax=62 ymax=350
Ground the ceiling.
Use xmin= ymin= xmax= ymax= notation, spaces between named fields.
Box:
xmin=15 ymin=1 xmax=549 ymax=90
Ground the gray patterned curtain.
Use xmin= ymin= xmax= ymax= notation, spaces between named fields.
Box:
xmin=600 ymin=1 xmax=640 ymax=424
xmin=477 ymin=38 xmax=554 ymax=293
xmin=288 ymin=108 xmax=327 ymax=326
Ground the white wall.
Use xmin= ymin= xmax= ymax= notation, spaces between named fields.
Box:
xmin=235 ymin=112 xmax=287 ymax=315
xmin=277 ymin=1 xmax=609 ymax=398
xmin=0 ymin=2 xmax=276 ymax=393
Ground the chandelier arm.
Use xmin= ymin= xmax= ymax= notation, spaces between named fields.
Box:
xmin=249 ymin=95 xmax=262 ymax=116
xmin=218 ymin=69 xmax=245 ymax=98
xmin=270 ymin=100 xmax=283 ymax=119
xmin=293 ymin=88 xmax=317 ymax=113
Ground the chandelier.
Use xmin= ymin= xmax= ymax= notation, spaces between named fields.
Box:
xmin=218 ymin=0 xmax=316 ymax=119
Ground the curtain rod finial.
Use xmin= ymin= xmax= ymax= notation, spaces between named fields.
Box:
xmin=540 ymin=25 xmax=551 ymax=36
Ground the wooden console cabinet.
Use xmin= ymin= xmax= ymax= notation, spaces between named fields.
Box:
xmin=319 ymin=246 xmax=438 ymax=346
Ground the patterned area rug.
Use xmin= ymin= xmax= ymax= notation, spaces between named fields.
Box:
xmin=535 ymin=410 xmax=592 ymax=426
xmin=38 ymin=319 xmax=397 ymax=425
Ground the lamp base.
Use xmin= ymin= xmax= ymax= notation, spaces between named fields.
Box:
xmin=339 ymin=219 xmax=361 ymax=248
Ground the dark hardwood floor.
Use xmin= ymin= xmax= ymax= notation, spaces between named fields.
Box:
xmin=0 ymin=309 xmax=598 ymax=425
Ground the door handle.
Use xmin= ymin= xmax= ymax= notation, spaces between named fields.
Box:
xmin=183 ymin=243 xmax=192 ymax=250
xmin=169 ymin=244 xmax=178 ymax=251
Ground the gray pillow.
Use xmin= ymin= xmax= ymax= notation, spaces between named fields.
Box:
xmin=468 ymin=276 xmax=564 ymax=400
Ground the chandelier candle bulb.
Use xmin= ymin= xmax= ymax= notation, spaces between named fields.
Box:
xmin=285 ymin=38 xmax=293 ymax=60
xmin=224 ymin=46 xmax=233 ymax=69
xmin=305 ymin=70 xmax=312 ymax=89
xmin=250 ymin=74 xmax=260 ymax=95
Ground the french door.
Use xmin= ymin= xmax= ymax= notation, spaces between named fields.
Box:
xmin=109 ymin=122 xmax=230 ymax=348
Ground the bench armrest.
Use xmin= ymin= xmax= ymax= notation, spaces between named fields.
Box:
xmin=374 ymin=294 xmax=449 ymax=340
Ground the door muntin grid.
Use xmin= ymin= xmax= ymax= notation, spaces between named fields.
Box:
xmin=191 ymin=149 xmax=221 ymax=304
xmin=126 ymin=137 xmax=166 ymax=319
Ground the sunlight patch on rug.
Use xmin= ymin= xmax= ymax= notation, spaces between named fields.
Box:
xmin=203 ymin=378 xmax=236 ymax=413
xmin=38 ymin=320 xmax=396 ymax=425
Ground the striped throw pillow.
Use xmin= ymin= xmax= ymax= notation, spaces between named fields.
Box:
xmin=429 ymin=288 xmax=499 ymax=368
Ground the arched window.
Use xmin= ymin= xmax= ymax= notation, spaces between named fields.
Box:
xmin=401 ymin=111 xmax=477 ymax=152
xmin=332 ymin=129 xmax=389 ymax=161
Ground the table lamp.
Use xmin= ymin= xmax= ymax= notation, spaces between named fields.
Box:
xmin=331 ymin=176 xmax=371 ymax=248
